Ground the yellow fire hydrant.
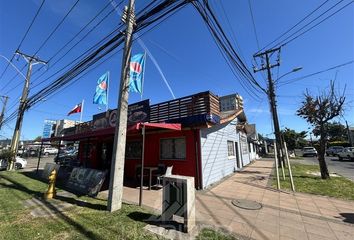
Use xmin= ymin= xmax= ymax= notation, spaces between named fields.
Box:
xmin=44 ymin=169 xmax=57 ymax=199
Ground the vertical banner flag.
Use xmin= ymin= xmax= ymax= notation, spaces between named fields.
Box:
xmin=67 ymin=102 xmax=82 ymax=116
xmin=93 ymin=72 xmax=109 ymax=105
xmin=129 ymin=53 xmax=145 ymax=93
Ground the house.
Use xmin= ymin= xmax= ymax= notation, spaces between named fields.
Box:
xmin=42 ymin=91 xmax=254 ymax=189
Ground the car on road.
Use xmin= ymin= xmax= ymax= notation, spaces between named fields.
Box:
xmin=302 ymin=147 xmax=318 ymax=157
xmin=42 ymin=147 xmax=59 ymax=156
xmin=336 ymin=147 xmax=354 ymax=161
xmin=326 ymin=146 xmax=344 ymax=156
xmin=54 ymin=149 xmax=79 ymax=167
xmin=0 ymin=157 xmax=27 ymax=170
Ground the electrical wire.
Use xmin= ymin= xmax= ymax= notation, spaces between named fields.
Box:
xmin=1 ymin=0 xmax=80 ymax=93
xmin=0 ymin=0 xmax=46 ymax=80
xmin=277 ymin=0 xmax=353 ymax=48
xmin=3 ymin=1 xmax=122 ymax=96
xmin=33 ymin=0 xmax=81 ymax=55
xmin=278 ymin=60 xmax=354 ymax=87
xmin=192 ymin=1 xmax=266 ymax=99
xmin=256 ymin=0 xmax=330 ymax=54
xmin=248 ymin=0 xmax=261 ymax=50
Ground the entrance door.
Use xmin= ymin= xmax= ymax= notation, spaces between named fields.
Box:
xmin=235 ymin=142 xmax=240 ymax=169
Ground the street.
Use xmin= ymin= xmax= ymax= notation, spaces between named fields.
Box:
xmin=21 ymin=155 xmax=55 ymax=172
xmin=294 ymin=156 xmax=354 ymax=181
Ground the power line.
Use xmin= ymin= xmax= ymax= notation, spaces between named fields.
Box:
xmin=192 ymin=1 xmax=266 ymax=100
xmin=256 ymin=0 xmax=330 ymax=54
xmin=217 ymin=1 xmax=247 ymax=65
xmin=278 ymin=0 xmax=353 ymax=47
xmin=278 ymin=60 xmax=354 ymax=87
xmin=30 ymin=5 xmax=119 ymax=89
xmin=248 ymin=0 xmax=261 ymax=50
xmin=25 ymin=1 xmax=189 ymax=109
xmin=1 ymin=0 xmax=80 ymax=92
xmin=33 ymin=0 xmax=81 ymax=55
xmin=0 ymin=0 xmax=46 ymax=80
xmin=3 ymin=1 xmax=121 ymax=96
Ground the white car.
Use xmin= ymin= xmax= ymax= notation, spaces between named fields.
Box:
xmin=0 ymin=157 xmax=27 ymax=170
xmin=337 ymin=147 xmax=354 ymax=161
xmin=42 ymin=147 xmax=58 ymax=156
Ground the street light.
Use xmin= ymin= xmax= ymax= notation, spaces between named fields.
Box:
xmin=276 ymin=66 xmax=303 ymax=83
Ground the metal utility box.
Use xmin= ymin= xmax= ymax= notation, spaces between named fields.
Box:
xmin=162 ymin=175 xmax=195 ymax=233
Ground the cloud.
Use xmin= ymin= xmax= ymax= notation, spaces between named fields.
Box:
xmin=248 ymin=108 xmax=269 ymax=114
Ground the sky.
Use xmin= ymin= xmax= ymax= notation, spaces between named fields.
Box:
xmin=0 ymin=0 xmax=353 ymax=140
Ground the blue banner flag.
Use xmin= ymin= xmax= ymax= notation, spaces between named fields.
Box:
xmin=129 ymin=53 xmax=145 ymax=93
xmin=93 ymin=72 xmax=109 ymax=105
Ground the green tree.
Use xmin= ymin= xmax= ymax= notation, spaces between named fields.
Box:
xmin=281 ymin=128 xmax=308 ymax=150
xmin=313 ymin=121 xmax=347 ymax=141
xmin=297 ymin=81 xmax=345 ymax=179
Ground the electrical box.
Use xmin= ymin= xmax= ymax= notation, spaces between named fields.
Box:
xmin=161 ymin=175 xmax=195 ymax=233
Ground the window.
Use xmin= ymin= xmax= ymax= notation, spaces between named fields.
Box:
xmin=160 ymin=137 xmax=186 ymax=160
xmin=227 ymin=141 xmax=235 ymax=158
xmin=125 ymin=141 xmax=142 ymax=159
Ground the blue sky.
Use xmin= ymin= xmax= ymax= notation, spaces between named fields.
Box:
xmin=0 ymin=0 xmax=353 ymax=140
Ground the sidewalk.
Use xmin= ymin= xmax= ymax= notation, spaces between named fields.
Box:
xmin=122 ymin=159 xmax=354 ymax=240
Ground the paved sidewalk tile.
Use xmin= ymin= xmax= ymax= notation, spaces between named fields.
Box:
xmin=121 ymin=159 xmax=354 ymax=240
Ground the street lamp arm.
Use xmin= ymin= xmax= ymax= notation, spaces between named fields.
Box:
xmin=0 ymin=54 xmax=27 ymax=80
xmin=275 ymin=66 xmax=303 ymax=83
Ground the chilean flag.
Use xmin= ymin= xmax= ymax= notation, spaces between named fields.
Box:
xmin=67 ymin=103 xmax=82 ymax=116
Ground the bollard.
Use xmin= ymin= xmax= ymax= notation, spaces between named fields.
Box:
xmin=44 ymin=169 xmax=57 ymax=199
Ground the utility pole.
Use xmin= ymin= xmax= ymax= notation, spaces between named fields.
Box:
xmin=346 ymin=121 xmax=353 ymax=147
xmin=253 ymin=47 xmax=285 ymax=165
xmin=0 ymin=95 xmax=9 ymax=130
xmin=7 ymin=50 xmax=47 ymax=170
xmin=107 ymin=0 xmax=135 ymax=212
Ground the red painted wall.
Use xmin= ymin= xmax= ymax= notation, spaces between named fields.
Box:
xmin=77 ymin=129 xmax=199 ymax=184
xmin=124 ymin=130 xmax=197 ymax=180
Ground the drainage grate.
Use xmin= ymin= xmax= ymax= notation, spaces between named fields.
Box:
xmin=231 ymin=199 xmax=262 ymax=210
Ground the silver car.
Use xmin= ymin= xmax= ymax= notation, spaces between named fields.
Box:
xmin=302 ymin=147 xmax=318 ymax=157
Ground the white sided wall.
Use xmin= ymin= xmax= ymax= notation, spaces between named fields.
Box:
xmin=200 ymin=119 xmax=251 ymax=188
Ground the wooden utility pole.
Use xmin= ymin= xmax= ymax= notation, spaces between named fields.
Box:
xmin=7 ymin=50 xmax=47 ymax=170
xmin=0 ymin=95 xmax=9 ymax=130
xmin=107 ymin=0 xmax=135 ymax=212
xmin=253 ymin=47 xmax=285 ymax=166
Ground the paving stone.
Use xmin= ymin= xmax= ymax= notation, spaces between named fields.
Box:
xmin=280 ymin=225 xmax=308 ymax=240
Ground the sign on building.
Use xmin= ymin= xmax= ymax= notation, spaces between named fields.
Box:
xmin=92 ymin=99 xmax=150 ymax=130
xmin=42 ymin=120 xmax=56 ymax=138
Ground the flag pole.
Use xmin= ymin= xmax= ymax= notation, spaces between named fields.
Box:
xmin=106 ymin=71 xmax=110 ymax=112
xmin=140 ymin=52 xmax=146 ymax=101
xmin=80 ymin=99 xmax=84 ymax=122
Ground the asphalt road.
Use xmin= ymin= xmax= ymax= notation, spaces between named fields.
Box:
xmin=294 ymin=156 xmax=354 ymax=181
xmin=21 ymin=155 xmax=55 ymax=172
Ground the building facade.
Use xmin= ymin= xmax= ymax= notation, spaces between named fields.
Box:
xmin=44 ymin=91 xmax=255 ymax=189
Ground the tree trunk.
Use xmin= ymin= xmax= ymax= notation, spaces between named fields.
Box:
xmin=318 ymin=124 xmax=330 ymax=179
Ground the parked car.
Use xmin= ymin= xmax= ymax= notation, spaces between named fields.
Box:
xmin=54 ymin=150 xmax=79 ymax=167
xmin=336 ymin=147 xmax=354 ymax=161
xmin=42 ymin=147 xmax=59 ymax=156
xmin=0 ymin=157 xmax=27 ymax=170
xmin=302 ymin=147 xmax=318 ymax=157
xmin=326 ymin=146 xmax=344 ymax=156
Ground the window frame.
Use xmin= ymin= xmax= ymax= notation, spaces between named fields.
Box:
xmin=125 ymin=140 xmax=142 ymax=159
xmin=159 ymin=137 xmax=186 ymax=161
xmin=227 ymin=140 xmax=236 ymax=159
